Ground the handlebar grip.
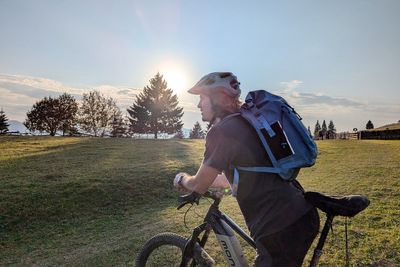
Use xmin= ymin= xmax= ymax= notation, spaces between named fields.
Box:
xmin=177 ymin=191 xmax=202 ymax=210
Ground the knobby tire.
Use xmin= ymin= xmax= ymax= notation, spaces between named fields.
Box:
xmin=136 ymin=232 xmax=203 ymax=267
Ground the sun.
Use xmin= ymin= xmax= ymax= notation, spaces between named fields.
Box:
xmin=163 ymin=68 xmax=189 ymax=92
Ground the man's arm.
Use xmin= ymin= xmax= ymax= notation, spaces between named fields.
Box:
xmin=177 ymin=164 xmax=230 ymax=194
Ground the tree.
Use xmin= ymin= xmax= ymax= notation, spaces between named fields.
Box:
xmin=0 ymin=109 xmax=10 ymax=134
xmin=366 ymin=120 xmax=374 ymax=130
xmin=79 ymin=90 xmax=120 ymax=137
xmin=321 ymin=120 xmax=327 ymax=139
xmin=127 ymin=73 xmax=184 ymax=139
xmin=25 ymin=96 xmax=58 ymax=135
xmin=327 ymin=120 xmax=336 ymax=139
xmin=314 ymin=120 xmax=321 ymax=139
xmin=328 ymin=120 xmax=336 ymax=133
xmin=307 ymin=126 xmax=312 ymax=137
xmin=189 ymin=121 xmax=205 ymax=139
xmin=24 ymin=94 xmax=78 ymax=136
xmin=58 ymin=93 xmax=79 ymax=135
xmin=173 ymin=129 xmax=185 ymax=139
xmin=110 ymin=112 xmax=126 ymax=138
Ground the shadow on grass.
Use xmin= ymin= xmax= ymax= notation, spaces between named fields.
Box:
xmin=0 ymin=137 xmax=205 ymax=265
xmin=0 ymin=138 xmax=204 ymax=229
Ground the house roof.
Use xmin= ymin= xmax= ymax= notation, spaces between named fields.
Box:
xmin=365 ymin=122 xmax=400 ymax=131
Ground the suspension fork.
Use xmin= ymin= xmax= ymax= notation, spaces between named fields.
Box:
xmin=180 ymin=222 xmax=209 ymax=267
xmin=199 ymin=224 xmax=212 ymax=247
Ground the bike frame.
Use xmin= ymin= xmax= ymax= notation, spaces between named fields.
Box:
xmin=179 ymin=196 xmax=332 ymax=267
xmin=180 ymin=199 xmax=256 ymax=267
xmin=212 ymin=213 xmax=256 ymax=267
xmin=176 ymin=190 xmax=369 ymax=267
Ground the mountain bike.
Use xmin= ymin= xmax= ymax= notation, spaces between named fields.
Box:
xmin=135 ymin=190 xmax=369 ymax=266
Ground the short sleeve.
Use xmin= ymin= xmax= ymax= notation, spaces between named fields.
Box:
xmin=203 ymin=126 xmax=234 ymax=172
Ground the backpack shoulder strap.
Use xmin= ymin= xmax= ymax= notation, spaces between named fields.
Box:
xmin=239 ymin=108 xmax=278 ymax=167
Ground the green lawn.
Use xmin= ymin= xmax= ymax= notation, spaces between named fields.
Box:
xmin=0 ymin=136 xmax=399 ymax=266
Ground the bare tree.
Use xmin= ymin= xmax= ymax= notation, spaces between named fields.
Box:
xmin=79 ymin=90 xmax=121 ymax=137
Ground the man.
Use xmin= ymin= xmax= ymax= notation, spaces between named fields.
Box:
xmin=174 ymin=72 xmax=319 ymax=266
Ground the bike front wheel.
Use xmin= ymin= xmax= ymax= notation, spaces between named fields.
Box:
xmin=136 ymin=232 xmax=210 ymax=267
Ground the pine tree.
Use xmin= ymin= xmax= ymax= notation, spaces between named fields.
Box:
xmin=189 ymin=121 xmax=205 ymax=139
xmin=314 ymin=120 xmax=321 ymax=138
xmin=173 ymin=129 xmax=185 ymax=139
xmin=127 ymin=73 xmax=184 ymax=139
xmin=327 ymin=120 xmax=336 ymax=139
xmin=307 ymin=126 xmax=312 ymax=137
xmin=328 ymin=120 xmax=336 ymax=133
xmin=0 ymin=109 xmax=10 ymax=134
xmin=366 ymin=120 xmax=374 ymax=129
xmin=321 ymin=120 xmax=327 ymax=139
xmin=110 ymin=111 xmax=126 ymax=137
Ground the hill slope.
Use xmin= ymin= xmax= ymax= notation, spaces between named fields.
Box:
xmin=372 ymin=122 xmax=400 ymax=131
xmin=0 ymin=137 xmax=399 ymax=266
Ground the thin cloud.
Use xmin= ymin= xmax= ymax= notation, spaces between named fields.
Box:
xmin=179 ymin=101 xmax=198 ymax=113
xmin=276 ymin=80 xmax=364 ymax=109
xmin=0 ymin=82 xmax=82 ymax=100
xmin=294 ymin=92 xmax=364 ymax=107
xmin=0 ymin=74 xmax=84 ymax=95
xmin=275 ymin=80 xmax=399 ymax=131
xmin=0 ymin=73 xmax=142 ymax=120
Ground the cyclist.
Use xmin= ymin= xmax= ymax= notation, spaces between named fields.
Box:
xmin=173 ymin=72 xmax=320 ymax=266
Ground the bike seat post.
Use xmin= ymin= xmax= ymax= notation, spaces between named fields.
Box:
xmin=309 ymin=213 xmax=334 ymax=267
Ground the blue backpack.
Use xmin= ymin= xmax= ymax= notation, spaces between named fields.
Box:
xmin=233 ymin=90 xmax=318 ymax=184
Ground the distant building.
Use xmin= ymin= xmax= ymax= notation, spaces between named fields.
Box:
xmin=360 ymin=122 xmax=400 ymax=140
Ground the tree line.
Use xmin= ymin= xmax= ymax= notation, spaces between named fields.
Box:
xmin=311 ymin=119 xmax=376 ymax=140
xmin=312 ymin=120 xmax=337 ymax=140
xmin=0 ymin=73 xmax=214 ymax=139
xmin=1 ymin=73 xmax=189 ymax=138
xmin=0 ymin=75 xmax=380 ymax=139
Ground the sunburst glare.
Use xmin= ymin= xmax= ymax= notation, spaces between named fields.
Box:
xmin=157 ymin=61 xmax=191 ymax=92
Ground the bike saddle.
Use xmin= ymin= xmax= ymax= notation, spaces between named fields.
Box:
xmin=304 ymin=191 xmax=370 ymax=217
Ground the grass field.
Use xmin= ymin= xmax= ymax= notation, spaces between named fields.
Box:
xmin=0 ymin=136 xmax=399 ymax=266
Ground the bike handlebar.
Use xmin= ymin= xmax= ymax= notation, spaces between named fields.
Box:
xmin=177 ymin=189 xmax=230 ymax=210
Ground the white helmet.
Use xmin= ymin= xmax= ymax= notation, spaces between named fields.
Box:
xmin=188 ymin=72 xmax=241 ymax=98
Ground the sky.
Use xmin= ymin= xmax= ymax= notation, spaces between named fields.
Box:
xmin=0 ymin=0 xmax=399 ymax=132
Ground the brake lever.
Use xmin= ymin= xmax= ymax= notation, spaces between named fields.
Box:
xmin=177 ymin=202 xmax=189 ymax=210
xmin=177 ymin=192 xmax=201 ymax=210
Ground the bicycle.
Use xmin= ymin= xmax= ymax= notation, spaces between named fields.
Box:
xmin=135 ymin=190 xmax=369 ymax=266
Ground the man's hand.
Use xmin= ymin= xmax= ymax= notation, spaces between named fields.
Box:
xmin=173 ymin=165 xmax=225 ymax=194
xmin=173 ymin=172 xmax=188 ymax=192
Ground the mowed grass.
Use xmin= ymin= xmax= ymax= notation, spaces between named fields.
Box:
xmin=0 ymin=136 xmax=399 ymax=266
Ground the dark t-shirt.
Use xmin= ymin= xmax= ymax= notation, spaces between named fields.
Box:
xmin=203 ymin=115 xmax=312 ymax=239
